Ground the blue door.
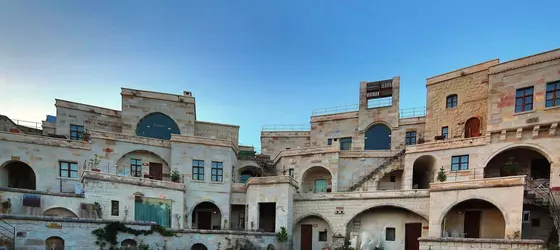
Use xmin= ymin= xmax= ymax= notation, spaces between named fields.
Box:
xmin=364 ymin=124 xmax=391 ymax=150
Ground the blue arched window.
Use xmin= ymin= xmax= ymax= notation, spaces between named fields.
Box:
xmin=136 ymin=113 xmax=180 ymax=140
xmin=364 ymin=124 xmax=391 ymax=150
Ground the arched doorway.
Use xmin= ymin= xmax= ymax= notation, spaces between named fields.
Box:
xmin=136 ymin=112 xmax=180 ymax=140
xmin=238 ymin=166 xmax=263 ymax=183
xmin=464 ymin=117 xmax=481 ymax=138
xmin=0 ymin=161 xmax=36 ymax=190
xmin=191 ymin=243 xmax=208 ymax=250
xmin=412 ymin=156 xmax=436 ymax=189
xmin=192 ymin=202 xmax=222 ymax=230
xmin=378 ymin=170 xmax=403 ymax=190
xmin=301 ymin=166 xmax=332 ymax=193
xmin=121 ymin=239 xmax=137 ymax=250
xmin=441 ymin=199 xmax=505 ymax=239
xmin=43 ymin=207 xmax=78 ymax=218
xmin=46 ymin=236 xmax=65 ymax=250
xmin=345 ymin=206 xmax=427 ymax=250
xmin=364 ymin=124 xmax=391 ymax=150
xmin=116 ymin=150 xmax=169 ymax=180
xmin=293 ymin=215 xmax=332 ymax=250
xmin=484 ymin=147 xmax=550 ymax=181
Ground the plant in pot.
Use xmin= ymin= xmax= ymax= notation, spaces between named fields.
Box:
xmin=276 ymin=226 xmax=288 ymax=250
xmin=437 ymin=167 xmax=447 ymax=182
xmin=170 ymin=169 xmax=181 ymax=183
xmin=1 ymin=199 xmax=11 ymax=214
xmin=91 ymin=154 xmax=101 ymax=172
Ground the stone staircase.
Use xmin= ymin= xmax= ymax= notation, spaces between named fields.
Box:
xmin=0 ymin=218 xmax=15 ymax=250
xmin=349 ymin=148 xmax=406 ymax=191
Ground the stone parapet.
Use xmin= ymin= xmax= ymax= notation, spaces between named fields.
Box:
xmin=310 ymin=111 xmax=359 ymax=122
xmin=294 ymin=189 xmax=430 ymax=201
xmin=231 ymin=183 xmax=247 ymax=193
xmin=489 ymin=48 xmax=560 ymax=75
xmin=55 ymin=99 xmax=121 ymax=117
xmin=91 ymin=130 xmax=171 ymax=147
xmin=81 ymin=171 xmax=186 ymax=191
xmin=339 ymin=150 xmax=393 ymax=158
xmin=405 ymin=136 xmax=487 ymax=153
xmin=0 ymin=131 xmax=91 ymax=150
xmin=419 ymin=237 xmax=544 ymax=250
xmin=121 ymin=87 xmax=195 ymax=103
xmin=427 ymin=59 xmax=499 ymax=86
xmin=171 ymin=134 xmax=238 ymax=152
xmin=430 ymin=175 xmax=525 ymax=192
xmin=246 ymin=176 xmax=298 ymax=188
xmin=177 ymin=229 xmax=275 ymax=236
xmin=0 ymin=187 xmax=83 ymax=198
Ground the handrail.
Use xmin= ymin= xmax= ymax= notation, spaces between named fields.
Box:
xmin=11 ymin=119 xmax=42 ymax=129
xmin=309 ymin=104 xmax=427 ymax=118
xmin=312 ymin=104 xmax=359 ymax=116
xmin=262 ymin=124 xmax=310 ymax=131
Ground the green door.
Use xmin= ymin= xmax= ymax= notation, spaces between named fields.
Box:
xmin=314 ymin=179 xmax=328 ymax=193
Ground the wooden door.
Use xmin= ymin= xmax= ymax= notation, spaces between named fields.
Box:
xmin=465 ymin=118 xmax=481 ymax=138
xmin=405 ymin=223 xmax=422 ymax=250
xmin=149 ymin=163 xmax=163 ymax=180
xmin=464 ymin=211 xmax=481 ymax=238
xmin=301 ymin=224 xmax=313 ymax=250
xmin=197 ymin=211 xmax=212 ymax=229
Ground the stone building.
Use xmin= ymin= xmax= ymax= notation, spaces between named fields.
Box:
xmin=1 ymin=48 xmax=559 ymax=250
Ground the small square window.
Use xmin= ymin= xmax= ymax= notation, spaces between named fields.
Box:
xmin=318 ymin=230 xmax=327 ymax=242
xmin=515 ymin=87 xmax=534 ymax=113
xmin=451 ymin=155 xmax=469 ymax=171
xmin=405 ymin=131 xmax=417 ymax=145
xmin=70 ymin=124 xmax=84 ymax=140
xmin=446 ymin=95 xmax=458 ymax=108
xmin=340 ymin=137 xmax=352 ymax=150
xmin=59 ymin=161 xmax=79 ymax=178
xmin=532 ymin=218 xmax=540 ymax=227
xmin=111 ymin=200 xmax=119 ymax=216
xmin=385 ymin=227 xmax=396 ymax=241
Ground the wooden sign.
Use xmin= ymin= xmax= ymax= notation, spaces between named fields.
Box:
xmin=47 ymin=223 xmax=62 ymax=229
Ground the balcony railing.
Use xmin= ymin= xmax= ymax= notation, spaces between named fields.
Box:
xmin=400 ymin=107 xmax=426 ymax=118
xmin=11 ymin=119 xmax=42 ymax=130
xmin=312 ymin=104 xmax=359 ymax=116
xmin=262 ymin=124 xmax=310 ymax=131
xmin=309 ymin=104 xmax=426 ymax=118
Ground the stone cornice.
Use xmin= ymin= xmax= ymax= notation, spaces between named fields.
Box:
xmin=294 ymin=190 xmax=430 ymax=201
xmin=121 ymin=88 xmax=195 ymax=104
xmin=489 ymin=48 xmax=560 ymax=75
xmin=0 ymin=187 xmax=84 ymax=198
xmin=171 ymin=134 xmax=238 ymax=152
xmin=195 ymin=120 xmax=240 ymax=128
xmin=246 ymin=176 xmax=298 ymax=188
xmin=90 ymin=130 xmax=171 ymax=148
xmin=426 ymin=59 xmax=498 ymax=86
xmin=82 ymin=171 xmax=186 ymax=191
xmin=430 ymin=175 xmax=524 ymax=192
xmin=0 ymin=131 xmax=91 ymax=150
xmin=55 ymin=99 xmax=121 ymax=117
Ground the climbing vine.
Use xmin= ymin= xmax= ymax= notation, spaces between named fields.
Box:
xmin=92 ymin=222 xmax=177 ymax=249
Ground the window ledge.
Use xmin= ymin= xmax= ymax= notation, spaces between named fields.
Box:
xmin=191 ymin=180 xmax=206 ymax=183
xmin=450 ymin=169 xmax=470 ymax=173
xmin=513 ymin=110 xmax=535 ymax=116
xmin=210 ymin=181 xmax=224 ymax=185
xmin=544 ymin=105 xmax=560 ymax=111
xmin=56 ymin=177 xmax=80 ymax=181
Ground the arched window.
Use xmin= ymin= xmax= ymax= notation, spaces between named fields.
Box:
xmin=364 ymin=124 xmax=391 ymax=150
xmin=446 ymin=94 xmax=458 ymax=108
xmin=46 ymin=236 xmax=65 ymax=250
xmin=135 ymin=112 xmax=180 ymax=140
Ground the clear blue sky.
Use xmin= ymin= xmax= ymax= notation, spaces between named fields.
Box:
xmin=1 ymin=1 xmax=559 ymax=149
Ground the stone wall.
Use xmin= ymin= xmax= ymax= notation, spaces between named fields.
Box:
xmin=419 ymin=237 xmax=543 ymax=250
xmin=425 ymin=60 xmax=497 ymax=140
xmin=246 ymin=176 xmax=296 ymax=233
xmin=195 ymin=121 xmax=239 ymax=144
xmin=261 ymin=131 xmax=310 ymax=158
xmin=121 ymin=88 xmax=196 ymax=137
xmin=488 ymin=49 xmax=560 ymax=132
xmin=1 ymin=216 xmax=276 ymax=250
xmin=55 ymin=99 xmax=122 ymax=138
xmin=310 ymin=112 xmax=359 ymax=148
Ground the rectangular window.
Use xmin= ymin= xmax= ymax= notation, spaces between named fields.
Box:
xmin=59 ymin=161 xmax=78 ymax=178
xmin=442 ymin=127 xmax=448 ymax=139
xmin=289 ymin=168 xmax=294 ymax=178
xmin=327 ymin=139 xmax=332 ymax=145
xmin=340 ymin=137 xmax=352 ymax=150
xmin=318 ymin=230 xmax=327 ymax=242
xmin=111 ymin=200 xmax=119 ymax=216
xmin=385 ymin=227 xmax=396 ymax=241
xmin=405 ymin=131 xmax=417 ymax=145
xmin=130 ymin=159 xmax=142 ymax=177
xmin=192 ymin=160 xmax=204 ymax=180
xmin=446 ymin=95 xmax=458 ymax=108
xmin=451 ymin=155 xmax=469 ymax=171
xmin=515 ymin=87 xmax=534 ymax=113
xmin=523 ymin=211 xmax=530 ymax=223
xmin=70 ymin=124 xmax=84 ymax=140
xmin=211 ymin=161 xmax=223 ymax=182
xmin=546 ymin=81 xmax=560 ymax=108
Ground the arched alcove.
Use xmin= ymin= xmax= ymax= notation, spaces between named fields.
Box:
xmin=136 ymin=112 xmax=180 ymax=140
xmin=441 ymin=199 xmax=505 ymax=239
xmin=192 ymin=202 xmax=222 ymax=230
xmin=364 ymin=124 xmax=391 ymax=150
xmin=0 ymin=161 xmax=36 ymax=190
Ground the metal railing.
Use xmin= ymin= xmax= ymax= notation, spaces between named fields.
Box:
xmin=312 ymin=104 xmax=359 ymax=116
xmin=367 ymin=97 xmax=393 ymax=109
xmin=399 ymin=107 xmax=426 ymax=118
xmin=11 ymin=119 xmax=42 ymax=130
xmin=0 ymin=218 xmax=15 ymax=250
xmin=262 ymin=124 xmax=310 ymax=131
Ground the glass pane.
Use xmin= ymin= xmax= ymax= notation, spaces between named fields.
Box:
xmin=217 ymin=163 xmax=223 ymax=169
xmin=193 ymin=168 xmax=198 ymax=174
xmin=60 ymin=162 xmax=69 ymax=170
xmin=461 ymin=155 xmax=469 ymax=162
xmin=218 ymin=176 xmax=223 ymax=182
xmin=547 ymin=83 xmax=555 ymax=91
xmin=199 ymin=161 xmax=204 ymax=167
xmin=516 ymin=90 xmax=524 ymax=97
xmin=460 ymin=163 xmax=468 ymax=170
xmin=452 ymin=157 xmax=459 ymax=163
xmin=212 ymin=162 xmax=217 ymax=168
xmin=525 ymin=97 xmax=532 ymax=104
xmin=547 ymin=92 xmax=554 ymax=100
xmin=515 ymin=106 xmax=522 ymax=113
xmin=211 ymin=169 xmax=216 ymax=175
xmin=556 ymin=82 xmax=560 ymax=88
xmin=218 ymin=170 xmax=223 ymax=175
xmin=70 ymin=163 xmax=78 ymax=171
xmin=525 ymin=104 xmax=532 ymax=111
xmin=527 ymin=88 xmax=533 ymax=94
xmin=515 ymin=98 xmax=522 ymax=105
xmin=70 ymin=171 xmax=78 ymax=178
xmin=61 ymin=170 xmax=68 ymax=177
xmin=556 ymin=90 xmax=560 ymax=97
xmin=546 ymin=100 xmax=554 ymax=107
xmin=212 ymin=176 xmax=216 ymax=181
xmin=451 ymin=164 xmax=458 ymax=171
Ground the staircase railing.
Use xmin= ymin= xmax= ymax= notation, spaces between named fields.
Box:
xmin=525 ymin=177 xmax=560 ymax=239
xmin=350 ymin=148 xmax=406 ymax=191
xmin=0 ymin=218 xmax=15 ymax=250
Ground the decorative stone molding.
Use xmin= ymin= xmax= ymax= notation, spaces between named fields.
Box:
xmin=516 ymin=128 xmax=523 ymax=140
xmin=500 ymin=130 xmax=507 ymax=141
xmin=246 ymin=176 xmax=298 ymax=188
xmin=532 ymin=125 xmax=540 ymax=139
xmin=550 ymin=123 xmax=557 ymax=136
xmin=294 ymin=189 xmax=430 ymax=201
xmin=430 ymin=176 xmax=525 ymax=192
xmin=0 ymin=187 xmax=83 ymax=198
xmin=489 ymin=48 xmax=560 ymax=75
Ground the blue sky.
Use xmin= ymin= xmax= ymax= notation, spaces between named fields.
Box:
xmin=1 ymin=1 xmax=559 ymax=148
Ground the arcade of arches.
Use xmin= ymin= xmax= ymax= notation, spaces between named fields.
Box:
xmin=0 ymin=160 xmax=36 ymax=190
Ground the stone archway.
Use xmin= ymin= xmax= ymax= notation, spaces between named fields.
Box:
xmin=136 ymin=112 xmax=180 ymax=140
xmin=301 ymin=166 xmax=332 ymax=193
xmin=238 ymin=165 xmax=263 ymax=183
xmin=412 ymin=155 xmax=436 ymax=189
xmin=293 ymin=214 xmax=333 ymax=250
xmin=364 ymin=123 xmax=392 ymax=150
xmin=116 ymin=150 xmax=169 ymax=180
xmin=46 ymin=236 xmax=65 ymax=250
xmin=191 ymin=243 xmax=208 ymax=250
xmin=43 ymin=207 xmax=79 ymax=218
xmin=0 ymin=160 xmax=36 ymax=190
xmin=440 ymin=198 xmax=505 ymax=239
xmin=192 ymin=201 xmax=222 ymax=230
xmin=484 ymin=146 xmax=551 ymax=182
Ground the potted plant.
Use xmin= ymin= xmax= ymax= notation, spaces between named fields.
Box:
xmin=276 ymin=226 xmax=288 ymax=250
xmin=437 ymin=167 xmax=447 ymax=182
xmin=170 ymin=169 xmax=181 ymax=183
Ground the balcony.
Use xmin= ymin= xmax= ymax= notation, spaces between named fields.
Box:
xmin=81 ymin=171 xmax=185 ymax=191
